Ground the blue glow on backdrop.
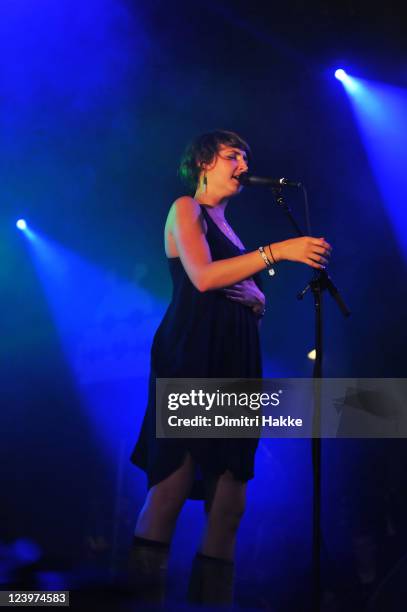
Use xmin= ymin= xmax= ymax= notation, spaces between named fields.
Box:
xmin=0 ymin=539 xmax=42 ymax=576
xmin=20 ymin=226 xmax=166 ymax=458
xmin=12 ymin=539 xmax=42 ymax=565
xmin=36 ymin=571 xmax=68 ymax=592
xmin=0 ymin=0 xmax=148 ymax=114
xmin=337 ymin=74 xmax=407 ymax=260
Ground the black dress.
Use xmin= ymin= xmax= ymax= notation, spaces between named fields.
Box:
xmin=131 ymin=204 xmax=263 ymax=499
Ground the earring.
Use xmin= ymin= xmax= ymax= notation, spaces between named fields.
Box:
xmin=203 ymin=174 xmax=207 ymax=193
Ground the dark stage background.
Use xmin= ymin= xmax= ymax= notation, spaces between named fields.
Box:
xmin=1 ymin=1 xmax=407 ymax=610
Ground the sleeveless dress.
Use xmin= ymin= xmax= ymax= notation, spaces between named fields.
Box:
xmin=130 ymin=204 xmax=263 ymax=499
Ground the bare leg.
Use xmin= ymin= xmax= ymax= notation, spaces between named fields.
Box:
xmin=187 ymin=470 xmax=246 ymax=605
xmin=128 ymin=453 xmax=195 ymax=602
xmin=134 ymin=452 xmax=195 ymax=543
xmin=201 ymin=470 xmax=247 ymax=560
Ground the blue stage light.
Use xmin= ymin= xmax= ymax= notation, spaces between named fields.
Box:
xmin=335 ymin=69 xmax=347 ymax=81
xmin=16 ymin=219 xmax=27 ymax=230
xmin=335 ymin=69 xmax=359 ymax=94
xmin=12 ymin=538 xmax=42 ymax=564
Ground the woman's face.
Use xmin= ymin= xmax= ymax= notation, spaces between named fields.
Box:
xmin=203 ymin=144 xmax=249 ymax=197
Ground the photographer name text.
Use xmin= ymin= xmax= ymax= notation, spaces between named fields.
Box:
xmin=167 ymin=415 xmax=303 ymax=428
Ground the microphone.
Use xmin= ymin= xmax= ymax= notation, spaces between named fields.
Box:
xmin=237 ymin=173 xmax=302 ymax=188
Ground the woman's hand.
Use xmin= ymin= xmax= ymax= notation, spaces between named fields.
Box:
xmin=222 ymin=278 xmax=266 ymax=314
xmin=271 ymin=237 xmax=332 ymax=269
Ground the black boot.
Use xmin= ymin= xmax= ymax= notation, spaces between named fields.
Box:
xmin=187 ymin=552 xmax=235 ymax=606
xmin=127 ymin=535 xmax=169 ymax=604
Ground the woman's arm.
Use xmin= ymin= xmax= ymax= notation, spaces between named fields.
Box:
xmin=171 ymin=196 xmax=331 ymax=292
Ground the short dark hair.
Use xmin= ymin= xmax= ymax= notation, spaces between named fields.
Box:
xmin=178 ymin=129 xmax=251 ymax=193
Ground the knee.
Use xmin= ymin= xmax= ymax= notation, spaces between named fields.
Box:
xmin=214 ymin=501 xmax=246 ymax=533
xmin=146 ymin=486 xmax=184 ymax=523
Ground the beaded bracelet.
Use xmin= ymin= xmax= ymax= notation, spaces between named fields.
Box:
xmin=258 ymin=246 xmax=276 ymax=277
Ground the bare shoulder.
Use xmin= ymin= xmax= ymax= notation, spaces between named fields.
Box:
xmin=164 ymin=196 xmax=207 ymax=257
xmin=167 ymin=196 xmax=206 ymax=232
xmin=173 ymin=195 xmax=200 ymax=217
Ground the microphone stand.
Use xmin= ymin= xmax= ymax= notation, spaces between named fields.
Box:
xmin=270 ymin=187 xmax=351 ymax=612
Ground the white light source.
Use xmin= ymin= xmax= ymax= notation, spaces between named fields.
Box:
xmin=335 ymin=69 xmax=347 ymax=81
xmin=307 ymin=349 xmax=316 ymax=361
xmin=16 ymin=219 xmax=27 ymax=230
